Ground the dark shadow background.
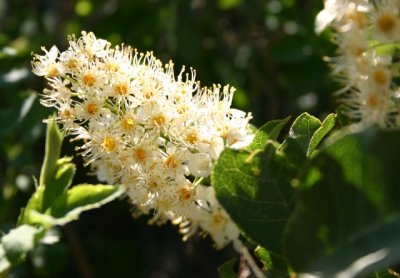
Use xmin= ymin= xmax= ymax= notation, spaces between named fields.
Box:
xmin=0 ymin=0 xmax=338 ymax=277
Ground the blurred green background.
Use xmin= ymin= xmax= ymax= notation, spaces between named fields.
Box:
xmin=0 ymin=0 xmax=337 ymax=277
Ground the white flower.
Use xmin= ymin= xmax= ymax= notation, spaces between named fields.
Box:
xmin=319 ymin=1 xmax=400 ymax=127
xmin=372 ymin=8 xmax=400 ymax=42
xmin=315 ymin=0 xmax=341 ymax=33
xmin=188 ymin=153 xmax=212 ymax=177
xmin=315 ymin=0 xmax=370 ymax=33
xmin=33 ymin=31 xmax=253 ymax=249
xmin=32 ymin=45 xmax=63 ymax=78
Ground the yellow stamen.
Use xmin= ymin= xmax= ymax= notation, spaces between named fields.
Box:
xmin=105 ymin=62 xmax=119 ymax=72
xmin=212 ymin=213 xmax=227 ymax=227
xmin=165 ymin=155 xmax=178 ymax=169
xmin=102 ymin=137 xmax=117 ymax=152
xmin=179 ymin=186 xmax=193 ymax=201
xmin=61 ymin=108 xmax=74 ymax=118
xmin=373 ymin=68 xmax=390 ymax=87
xmin=47 ymin=66 xmax=59 ymax=78
xmin=153 ymin=114 xmax=166 ymax=126
xmin=367 ymin=94 xmax=379 ymax=108
xmin=83 ymin=74 xmax=96 ymax=86
xmin=347 ymin=10 xmax=367 ymax=29
xmin=85 ymin=102 xmax=99 ymax=116
xmin=185 ymin=132 xmax=198 ymax=144
xmin=135 ymin=148 xmax=147 ymax=162
xmin=121 ymin=117 xmax=135 ymax=131
xmin=67 ymin=59 xmax=78 ymax=70
xmin=114 ymin=83 xmax=128 ymax=95
xmin=377 ymin=13 xmax=396 ymax=34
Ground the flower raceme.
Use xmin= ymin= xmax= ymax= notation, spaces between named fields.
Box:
xmin=316 ymin=0 xmax=400 ymax=127
xmin=32 ymin=31 xmax=254 ymax=249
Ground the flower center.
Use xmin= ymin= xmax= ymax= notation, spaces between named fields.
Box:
xmin=179 ymin=186 xmax=193 ymax=201
xmin=85 ymin=102 xmax=99 ymax=116
xmin=135 ymin=148 xmax=147 ymax=162
xmin=121 ymin=117 xmax=135 ymax=131
xmin=61 ymin=108 xmax=74 ymax=119
xmin=67 ymin=59 xmax=78 ymax=70
xmin=165 ymin=155 xmax=178 ymax=169
xmin=377 ymin=13 xmax=396 ymax=33
xmin=153 ymin=114 xmax=166 ymax=126
xmin=114 ymin=83 xmax=128 ymax=95
xmin=83 ymin=74 xmax=96 ymax=86
xmin=367 ymin=94 xmax=379 ymax=108
xmin=212 ymin=212 xmax=227 ymax=227
xmin=102 ymin=137 xmax=117 ymax=152
xmin=185 ymin=132 xmax=198 ymax=144
xmin=47 ymin=66 xmax=59 ymax=78
xmin=373 ymin=68 xmax=390 ymax=87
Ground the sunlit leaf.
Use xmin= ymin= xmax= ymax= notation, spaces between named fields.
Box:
xmin=255 ymin=246 xmax=288 ymax=276
xmin=307 ymin=113 xmax=336 ymax=156
xmin=280 ymin=112 xmax=322 ymax=156
xmin=1 ymin=225 xmax=42 ymax=265
xmin=42 ymin=159 xmax=76 ymax=212
xmin=30 ymin=185 xmax=125 ymax=227
xmin=39 ymin=118 xmax=63 ymax=189
xmin=248 ymin=116 xmax=290 ymax=151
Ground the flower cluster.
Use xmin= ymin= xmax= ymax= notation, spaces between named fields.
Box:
xmin=32 ymin=31 xmax=254 ymax=248
xmin=316 ymin=0 xmax=400 ymax=127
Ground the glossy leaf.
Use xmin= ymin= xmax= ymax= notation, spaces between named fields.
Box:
xmin=213 ymin=113 xmax=334 ymax=255
xmin=18 ymin=186 xmax=45 ymax=225
xmin=307 ymin=113 xmax=336 ymax=156
xmin=279 ymin=112 xmax=322 ymax=157
xmin=18 ymin=121 xmax=75 ymax=225
xmin=39 ymin=118 xmax=63 ymax=188
xmin=30 ymin=184 xmax=125 ymax=227
xmin=284 ymin=127 xmax=400 ymax=277
xmin=248 ymin=116 xmax=290 ymax=151
xmin=213 ymin=143 xmax=294 ymax=255
xmin=255 ymin=246 xmax=289 ymax=276
xmin=42 ymin=158 xmax=76 ymax=212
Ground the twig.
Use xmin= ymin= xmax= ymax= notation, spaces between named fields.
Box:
xmin=64 ymin=224 xmax=95 ymax=278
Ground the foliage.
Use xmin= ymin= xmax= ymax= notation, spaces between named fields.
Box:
xmin=0 ymin=119 xmax=124 ymax=276
xmin=213 ymin=114 xmax=400 ymax=277
xmin=3 ymin=0 xmax=400 ymax=277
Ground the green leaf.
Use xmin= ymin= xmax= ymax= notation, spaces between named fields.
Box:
xmin=280 ymin=112 xmax=322 ymax=156
xmin=217 ymin=0 xmax=242 ymax=10
xmin=30 ymin=185 xmax=125 ymax=227
xmin=18 ymin=121 xmax=75 ymax=225
xmin=42 ymin=159 xmax=76 ymax=212
xmin=17 ymin=186 xmax=45 ymax=225
xmin=1 ymin=225 xmax=42 ymax=265
xmin=218 ymin=258 xmax=238 ymax=278
xmin=213 ymin=113 xmax=333 ymax=256
xmin=307 ymin=113 xmax=336 ymax=156
xmin=213 ymin=143 xmax=294 ymax=255
xmin=255 ymin=246 xmax=288 ymax=276
xmin=0 ymin=245 xmax=11 ymax=278
xmin=336 ymin=105 xmax=352 ymax=126
xmin=284 ymin=127 xmax=400 ymax=276
xmin=248 ymin=116 xmax=290 ymax=151
xmin=373 ymin=268 xmax=400 ymax=278
xmin=40 ymin=118 xmax=63 ymax=188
